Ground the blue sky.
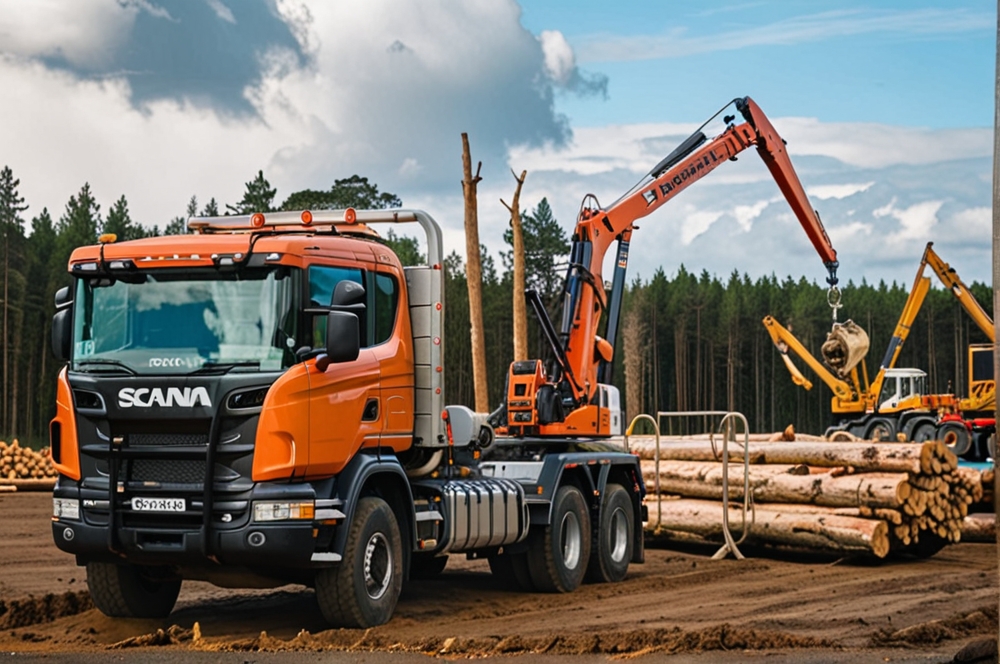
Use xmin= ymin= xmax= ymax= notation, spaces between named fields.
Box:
xmin=0 ymin=0 xmax=994 ymax=288
xmin=521 ymin=1 xmax=995 ymax=129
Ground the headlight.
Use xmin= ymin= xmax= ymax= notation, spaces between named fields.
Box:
xmin=253 ymin=501 xmax=314 ymax=522
xmin=53 ymin=498 xmax=80 ymax=520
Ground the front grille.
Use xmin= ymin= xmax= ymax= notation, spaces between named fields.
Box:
xmin=130 ymin=458 xmax=206 ymax=484
xmin=130 ymin=433 xmax=208 ymax=447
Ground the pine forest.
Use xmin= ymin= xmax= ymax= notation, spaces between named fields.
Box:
xmin=0 ymin=166 xmax=991 ymax=446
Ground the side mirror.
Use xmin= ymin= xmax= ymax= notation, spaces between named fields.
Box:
xmin=54 ymin=286 xmax=72 ymax=308
xmin=51 ymin=309 xmax=72 ymax=361
xmin=324 ymin=311 xmax=360 ymax=364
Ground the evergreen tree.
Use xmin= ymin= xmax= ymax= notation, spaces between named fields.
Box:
xmin=0 ymin=166 xmax=28 ymax=437
xmin=227 ymin=171 xmax=277 ymax=214
xmin=103 ymin=195 xmax=149 ymax=241
xmin=280 ymin=175 xmax=402 ymax=211
xmin=383 ymin=229 xmax=423 ymax=267
xmin=201 ymin=198 xmax=219 ymax=216
xmin=502 ymin=197 xmax=570 ymax=306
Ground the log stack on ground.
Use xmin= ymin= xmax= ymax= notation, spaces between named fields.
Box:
xmin=630 ymin=435 xmax=982 ymax=558
xmin=0 ymin=440 xmax=57 ymax=491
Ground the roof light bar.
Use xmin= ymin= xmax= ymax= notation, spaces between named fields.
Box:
xmin=185 ymin=207 xmax=444 ymax=268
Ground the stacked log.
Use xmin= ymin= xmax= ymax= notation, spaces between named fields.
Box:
xmin=631 ymin=436 xmax=981 ymax=557
xmin=0 ymin=440 xmax=57 ymax=491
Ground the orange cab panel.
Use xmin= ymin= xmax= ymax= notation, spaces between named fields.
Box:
xmin=50 ymin=367 xmax=81 ymax=480
xmin=253 ymin=363 xmax=311 ymax=481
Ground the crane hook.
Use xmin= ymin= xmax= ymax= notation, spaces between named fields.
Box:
xmin=827 ymin=285 xmax=842 ymax=324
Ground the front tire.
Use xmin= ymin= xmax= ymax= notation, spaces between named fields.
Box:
xmin=586 ymin=483 xmax=634 ymax=583
xmin=527 ymin=485 xmax=591 ymax=593
xmin=86 ymin=562 xmax=180 ymax=618
xmin=315 ymin=496 xmax=403 ymax=628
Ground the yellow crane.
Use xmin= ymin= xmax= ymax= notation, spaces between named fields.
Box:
xmin=765 ymin=242 xmax=995 ymax=458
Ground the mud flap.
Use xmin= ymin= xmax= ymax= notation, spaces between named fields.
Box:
xmin=821 ymin=320 xmax=869 ymax=378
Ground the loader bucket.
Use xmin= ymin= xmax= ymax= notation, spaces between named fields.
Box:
xmin=821 ymin=320 xmax=870 ymax=378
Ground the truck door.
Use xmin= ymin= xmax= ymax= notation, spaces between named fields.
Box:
xmin=369 ymin=269 xmax=414 ymax=452
xmin=305 ymin=264 xmax=382 ymax=477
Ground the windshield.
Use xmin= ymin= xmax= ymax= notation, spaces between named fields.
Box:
xmin=71 ymin=266 xmax=300 ymax=375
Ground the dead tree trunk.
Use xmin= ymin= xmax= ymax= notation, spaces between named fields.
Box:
xmin=461 ymin=133 xmax=489 ymax=412
xmin=501 ymin=169 xmax=528 ymax=362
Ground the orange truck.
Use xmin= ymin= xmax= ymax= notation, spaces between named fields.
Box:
xmin=47 ymin=208 xmax=646 ymax=628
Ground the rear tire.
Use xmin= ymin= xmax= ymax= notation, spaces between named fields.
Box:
xmin=488 ymin=552 xmax=534 ymax=591
xmin=86 ymin=562 xmax=180 ymax=619
xmin=909 ymin=421 xmax=937 ymax=443
xmin=315 ymin=497 xmax=403 ymax=628
xmin=527 ymin=485 xmax=591 ymax=593
xmin=938 ymin=422 xmax=972 ymax=457
xmin=586 ymin=483 xmax=633 ymax=583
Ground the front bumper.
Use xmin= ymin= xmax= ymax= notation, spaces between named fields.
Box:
xmin=51 ymin=480 xmax=331 ymax=569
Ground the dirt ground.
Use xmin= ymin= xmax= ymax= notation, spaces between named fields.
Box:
xmin=1 ymin=491 xmax=997 ymax=660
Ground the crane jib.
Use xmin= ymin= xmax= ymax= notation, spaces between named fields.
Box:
xmin=642 ymin=148 xmax=728 ymax=208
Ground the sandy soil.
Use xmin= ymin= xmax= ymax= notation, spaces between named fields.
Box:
xmin=1 ymin=491 xmax=996 ymax=659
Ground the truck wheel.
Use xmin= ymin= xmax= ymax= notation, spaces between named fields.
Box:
xmin=938 ymin=422 xmax=972 ymax=457
xmin=910 ymin=421 xmax=937 ymax=442
xmin=488 ymin=552 xmax=534 ymax=591
xmin=527 ymin=485 xmax=591 ymax=593
xmin=410 ymin=553 xmax=448 ymax=580
xmin=989 ymin=433 xmax=997 ymax=460
xmin=585 ymin=483 xmax=633 ymax=583
xmin=315 ymin=496 xmax=402 ymax=628
xmin=865 ymin=418 xmax=895 ymax=442
xmin=86 ymin=562 xmax=180 ymax=618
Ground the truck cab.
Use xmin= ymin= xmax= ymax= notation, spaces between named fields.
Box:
xmin=48 ymin=208 xmax=645 ymax=628
xmin=876 ymin=368 xmax=928 ymax=412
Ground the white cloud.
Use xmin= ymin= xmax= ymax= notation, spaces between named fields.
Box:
xmin=574 ymin=8 xmax=991 ymax=63
xmin=732 ymin=200 xmax=770 ymax=232
xmin=873 ymin=198 xmax=943 ymax=241
xmin=680 ymin=207 xmax=724 ymax=245
xmin=206 ymin=0 xmax=236 ymax=24
xmin=0 ymin=0 xmax=140 ymax=68
xmin=807 ymin=182 xmax=874 ymax=200
xmin=540 ymin=30 xmax=574 ymax=86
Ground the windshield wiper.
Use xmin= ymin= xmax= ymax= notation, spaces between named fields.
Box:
xmin=74 ymin=359 xmax=137 ymax=375
xmin=190 ymin=361 xmax=261 ymax=375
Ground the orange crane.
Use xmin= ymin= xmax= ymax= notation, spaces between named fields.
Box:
xmin=501 ymin=96 xmax=847 ymax=437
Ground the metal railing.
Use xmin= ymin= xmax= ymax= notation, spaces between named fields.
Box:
xmin=628 ymin=410 xmax=752 ymax=560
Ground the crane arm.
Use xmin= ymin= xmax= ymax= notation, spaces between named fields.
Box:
xmin=922 ymin=243 xmax=994 ymax=342
xmin=762 ymin=316 xmax=854 ymax=401
xmin=558 ymin=96 xmax=842 ymax=404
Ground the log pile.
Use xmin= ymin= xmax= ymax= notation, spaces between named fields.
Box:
xmin=631 ymin=436 xmax=983 ymax=558
xmin=0 ymin=440 xmax=57 ymax=491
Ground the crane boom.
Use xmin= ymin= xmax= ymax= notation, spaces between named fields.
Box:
xmin=504 ymin=96 xmax=847 ymax=439
xmin=921 ymin=243 xmax=994 ymax=342
xmin=561 ymin=96 xmax=840 ymax=407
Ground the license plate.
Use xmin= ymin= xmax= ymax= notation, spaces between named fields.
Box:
xmin=132 ymin=497 xmax=186 ymax=512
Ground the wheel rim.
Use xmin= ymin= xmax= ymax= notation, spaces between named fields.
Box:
xmin=560 ymin=511 xmax=581 ymax=570
xmin=363 ymin=532 xmax=392 ymax=600
xmin=942 ymin=426 xmax=972 ymax=456
xmin=608 ymin=507 xmax=629 ymax=564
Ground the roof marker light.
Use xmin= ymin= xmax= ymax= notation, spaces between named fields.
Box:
xmin=251 ymin=213 xmax=265 ymax=228
xmin=98 ymin=233 xmax=117 ymax=244
xmin=301 ymin=210 xmax=313 ymax=225
xmin=344 ymin=208 xmax=357 ymax=224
